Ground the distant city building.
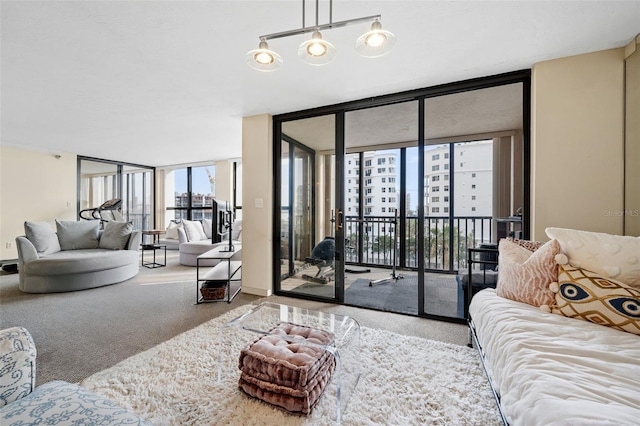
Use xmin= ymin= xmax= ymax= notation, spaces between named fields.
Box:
xmin=174 ymin=193 xmax=214 ymax=220
xmin=345 ymin=152 xmax=398 ymax=218
xmin=424 ymin=141 xmax=493 ymax=217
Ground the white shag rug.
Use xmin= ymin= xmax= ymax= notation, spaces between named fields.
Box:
xmin=80 ymin=305 xmax=501 ymax=425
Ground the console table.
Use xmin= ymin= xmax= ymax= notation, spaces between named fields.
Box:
xmin=195 ymin=245 xmax=242 ymax=304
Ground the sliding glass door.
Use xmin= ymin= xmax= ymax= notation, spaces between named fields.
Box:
xmin=272 ymin=71 xmax=530 ymax=322
xmin=421 ymin=83 xmax=525 ymax=320
xmin=275 ymin=113 xmax=344 ymax=302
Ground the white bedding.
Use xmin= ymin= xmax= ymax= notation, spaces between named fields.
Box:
xmin=469 ymin=289 xmax=640 ymax=426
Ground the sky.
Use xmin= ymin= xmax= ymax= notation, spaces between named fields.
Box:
xmin=174 ymin=166 xmax=215 ymax=195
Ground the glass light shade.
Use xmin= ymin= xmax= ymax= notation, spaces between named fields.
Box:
xmin=298 ymin=30 xmax=336 ymax=66
xmin=246 ymin=40 xmax=283 ymax=72
xmin=355 ymin=20 xmax=396 ymax=58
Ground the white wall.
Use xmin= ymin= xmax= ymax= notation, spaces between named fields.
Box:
xmin=0 ymin=146 xmax=77 ymax=259
xmin=531 ymin=48 xmax=625 ymax=240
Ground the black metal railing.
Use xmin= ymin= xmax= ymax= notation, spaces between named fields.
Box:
xmin=345 ymin=215 xmax=493 ymax=273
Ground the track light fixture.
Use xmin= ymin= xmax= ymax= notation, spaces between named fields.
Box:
xmin=246 ymin=0 xmax=396 ymax=71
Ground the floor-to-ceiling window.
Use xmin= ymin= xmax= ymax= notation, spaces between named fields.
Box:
xmin=78 ymin=157 xmax=155 ymax=231
xmin=165 ymin=165 xmax=216 ymax=222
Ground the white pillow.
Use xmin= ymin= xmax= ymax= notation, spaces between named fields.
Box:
xmin=545 ymin=227 xmax=640 ymax=287
xmin=165 ymin=221 xmax=182 ymax=240
xmin=99 ymin=221 xmax=133 ymax=250
xmin=182 ymin=219 xmax=207 ymax=242
xmin=24 ymin=221 xmax=61 ymax=255
xmin=56 ymin=220 xmax=100 ymax=250
xmin=202 ymin=218 xmax=213 ymax=239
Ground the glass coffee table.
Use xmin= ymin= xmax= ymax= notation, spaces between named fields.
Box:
xmin=218 ymin=302 xmax=361 ymax=424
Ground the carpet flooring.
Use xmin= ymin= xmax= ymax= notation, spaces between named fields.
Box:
xmin=0 ymin=252 xmax=470 ymax=387
xmin=81 ymin=304 xmax=501 ymax=426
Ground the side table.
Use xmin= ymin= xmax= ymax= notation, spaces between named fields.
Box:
xmin=141 ymin=230 xmax=167 ymax=268
xmin=141 ymin=243 xmax=166 ymax=268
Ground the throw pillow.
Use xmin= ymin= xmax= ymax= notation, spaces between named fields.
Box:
xmin=99 ymin=221 xmax=133 ymax=250
xmin=202 ymin=218 xmax=213 ymax=239
xmin=24 ymin=221 xmax=61 ymax=255
xmin=496 ymin=238 xmax=560 ymax=307
xmin=165 ymin=221 xmax=182 ymax=240
xmin=505 ymin=237 xmax=544 ymax=252
xmin=55 ymin=220 xmax=100 ymax=250
xmin=182 ymin=219 xmax=207 ymax=242
xmin=551 ymin=264 xmax=640 ymax=336
xmin=545 ymin=227 xmax=640 ymax=288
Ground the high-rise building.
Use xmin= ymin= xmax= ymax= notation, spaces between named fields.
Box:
xmin=424 ymin=141 xmax=493 ymax=217
xmin=345 ymin=151 xmax=399 ymax=218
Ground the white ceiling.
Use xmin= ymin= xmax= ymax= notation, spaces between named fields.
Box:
xmin=1 ymin=1 xmax=639 ymax=167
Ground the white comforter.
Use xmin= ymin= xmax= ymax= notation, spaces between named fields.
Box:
xmin=469 ymin=289 xmax=640 ymax=426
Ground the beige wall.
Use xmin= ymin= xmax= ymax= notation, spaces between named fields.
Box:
xmin=240 ymin=114 xmax=273 ymax=297
xmin=624 ymin=35 xmax=640 ymax=236
xmin=0 ymin=146 xmax=77 ymax=259
xmin=531 ymin=48 xmax=626 ymax=240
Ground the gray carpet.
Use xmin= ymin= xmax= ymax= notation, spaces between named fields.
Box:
xmin=0 ymin=253 xmax=261 ymax=385
xmin=0 ymin=252 xmax=469 ymax=387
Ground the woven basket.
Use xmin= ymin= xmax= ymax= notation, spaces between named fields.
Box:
xmin=200 ymin=283 xmax=226 ymax=300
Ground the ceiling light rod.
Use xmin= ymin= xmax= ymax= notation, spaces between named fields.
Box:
xmin=259 ymin=14 xmax=380 ymax=41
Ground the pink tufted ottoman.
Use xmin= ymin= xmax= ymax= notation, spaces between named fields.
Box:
xmin=238 ymin=322 xmax=336 ymax=415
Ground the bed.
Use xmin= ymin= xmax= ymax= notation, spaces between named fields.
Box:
xmin=468 ymin=228 xmax=640 ymax=425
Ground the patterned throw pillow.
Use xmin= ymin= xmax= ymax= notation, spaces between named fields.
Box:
xmin=496 ymin=238 xmax=560 ymax=307
xmin=551 ymin=264 xmax=640 ymax=335
xmin=505 ymin=237 xmax=544 ymax=252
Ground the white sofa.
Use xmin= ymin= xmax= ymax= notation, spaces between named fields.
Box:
xmin=16 ymin=220 xmax=141 ymax=293
xmin=0 ymin=327 xmax=150 ymax=425
xmin=178 ymin=219 xmax=241 ymax=266
xmin=469 ymin=228 xmax=640 ymax=425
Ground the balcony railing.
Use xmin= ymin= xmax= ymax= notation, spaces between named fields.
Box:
xmin=344 ymin=215 xmax=494 ymax=273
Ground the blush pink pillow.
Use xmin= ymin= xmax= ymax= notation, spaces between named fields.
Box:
xmin=496 ymin=238 xmax=560 ymax=307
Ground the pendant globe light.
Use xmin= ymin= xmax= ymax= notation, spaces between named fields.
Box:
xmin=355 ymin=18 xmax=396 ymax=58
xmin=245 ymin=39 xmax=283 ymax=72
xmin=298 ymin=29 xmax=337 ymax=66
